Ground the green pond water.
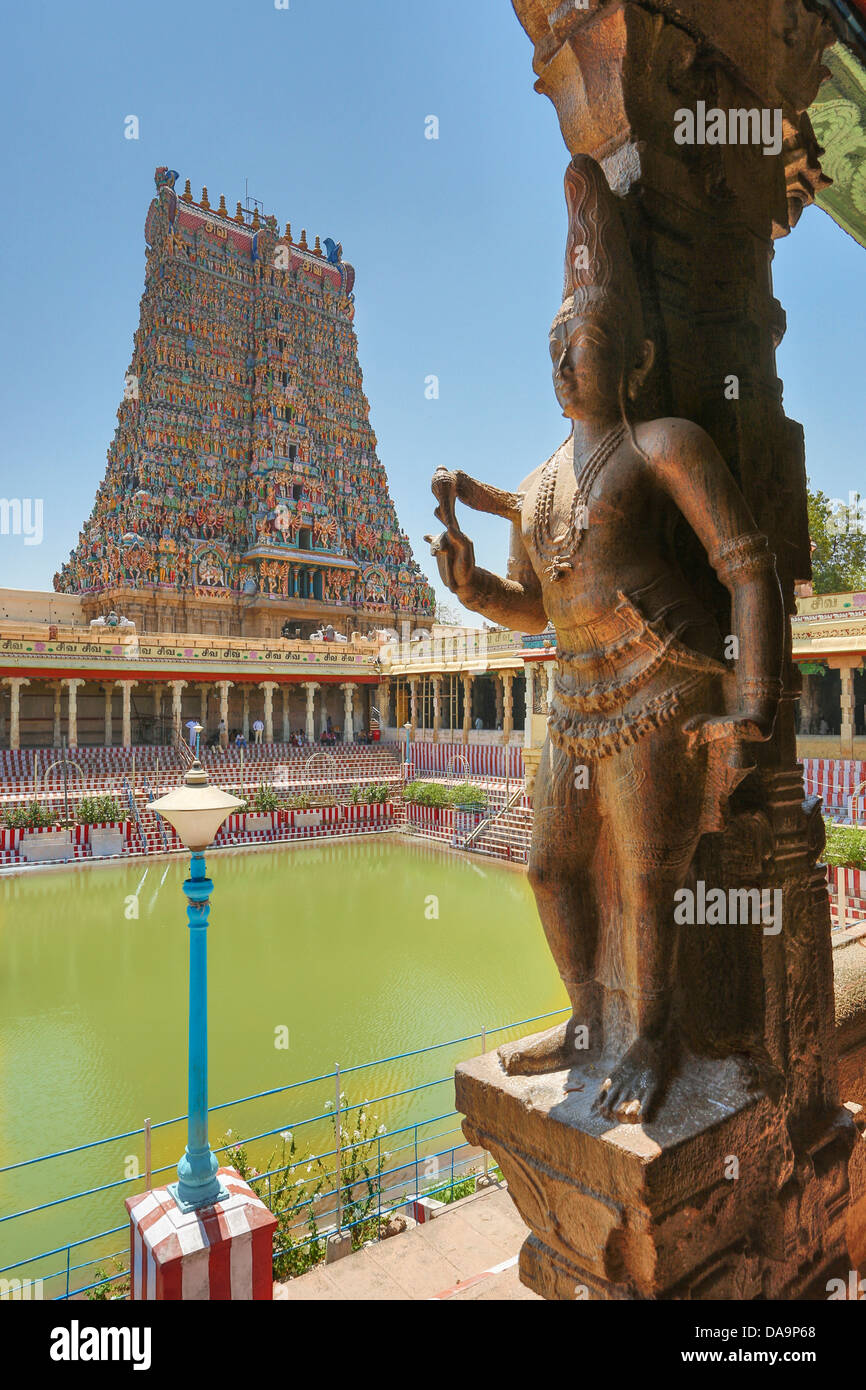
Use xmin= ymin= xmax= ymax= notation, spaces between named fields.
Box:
xmin=0 ymin=838 xmax=566 ymax=1290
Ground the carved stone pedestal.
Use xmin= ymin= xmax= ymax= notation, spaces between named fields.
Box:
xmin=457 ymin=1048 xmax=854 ymax=1301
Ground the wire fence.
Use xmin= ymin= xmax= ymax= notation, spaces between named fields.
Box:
xmin=0 ymin=1006 xmax=568 ymax=1301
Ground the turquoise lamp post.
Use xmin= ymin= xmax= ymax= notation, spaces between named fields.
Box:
xmin=150 ymin=760 xmax=243 ymax=1212
xmin=402 ymin=721 xmax=412 ymax=780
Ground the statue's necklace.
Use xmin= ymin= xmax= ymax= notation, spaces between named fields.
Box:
xmin=533 ymin=422 xmax=627 ymax=581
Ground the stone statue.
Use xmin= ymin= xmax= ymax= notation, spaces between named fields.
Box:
xmin=427 ymin=155 xmax=785 ymax=1122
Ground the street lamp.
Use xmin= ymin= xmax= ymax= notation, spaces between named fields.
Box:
xmin=402 ymin=721 xmax=412 ymax=782
xmin=149 ymin=760 xmax=243 ymax=1212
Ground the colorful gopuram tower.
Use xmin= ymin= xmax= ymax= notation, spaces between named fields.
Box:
xmin=55 ymin=167 xmax=435 ymax=637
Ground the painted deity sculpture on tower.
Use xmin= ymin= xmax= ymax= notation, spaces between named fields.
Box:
xmin=427 ymin=156 xmax=785 ymax=1121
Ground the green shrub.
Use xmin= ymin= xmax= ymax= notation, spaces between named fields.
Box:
xmin=219 ymin=1098 xmax=386 ymax=1280
xmin=402 ymin=780 xmax=486 ymax=810
xmin=251 ymin=782 xmax=280 ymax=813
xmin=3 ymin=801 xmax=54 ymax=829
xmin=362 ymin=783 xmax=390 ymax=805
xmin=77 ymin=794 xmax=122 ymax=825
xmin=824 ymin=820 xmax=866 ymax=870
xmin=285 ymin=792 xmax=310 ymax=810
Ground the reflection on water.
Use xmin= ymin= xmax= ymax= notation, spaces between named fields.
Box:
xmin=0 ymin=838 xmax=565 ymax=1275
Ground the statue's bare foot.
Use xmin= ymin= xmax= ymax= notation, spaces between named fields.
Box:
xmin=593 ymin=1034 xmax=669 ymax=1123
xmin=499 ymin=1020 xmax=583 ymax=1076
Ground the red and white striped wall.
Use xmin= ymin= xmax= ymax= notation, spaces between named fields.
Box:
xmin=125 ymin=1168 xmax=277 ymax=1301
xmin=410 ymin=741 xmax=523 ymax=781
xmin=802 ymin=758 xmax=866 ymax=809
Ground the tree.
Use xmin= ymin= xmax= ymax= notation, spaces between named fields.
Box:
xmin=435 ymin=601 xmax=460 ymax=626
xmin=807 ymin=487 xmax=866 ymax=595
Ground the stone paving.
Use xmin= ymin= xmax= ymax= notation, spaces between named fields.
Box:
xmin=274 ymin=1185 xmax=539 ymax=1301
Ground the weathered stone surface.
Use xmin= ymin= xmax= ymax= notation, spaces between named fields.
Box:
xmin=458 ymin=1049 xmax=854 ymax=1300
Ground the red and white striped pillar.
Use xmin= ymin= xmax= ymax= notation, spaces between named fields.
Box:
xmin=125 ymin=1167 xmax=277 ymax=1300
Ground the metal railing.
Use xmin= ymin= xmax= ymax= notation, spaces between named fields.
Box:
xmin=0 ymin=1007 xmax=568 ymax=1300
xmin=463 ymin=783 xmax=525 ymax=849
xmin=122 ymin=776 xmax=147 ymax=853
xmin=142 ymin=777 xmax=167 ymax=852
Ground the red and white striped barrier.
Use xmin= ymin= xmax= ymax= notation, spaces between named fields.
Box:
xmin=125 ymin=1168 xmax=277 ymax=1301
xmin=827 ymin=863 xmax=866 ymax=926
xmin=405 ymin=804 xmax=455 ymax=838
xmin=801 ymin=758 xmax=866 ymax=809
xmin=410 ymin=741 xmax=523 ymax=781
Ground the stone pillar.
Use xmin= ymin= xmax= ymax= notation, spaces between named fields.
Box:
xmin=797 ymin=668 xmax=821 ymax=735
xmin=125 ymin=1169 xmax=277 ymax=1301
xmin=152 ymin=685 xmax=163 ymax=741
xmin=4 ymin=677 xmax=30 ymax=751
xmin=835 ymin=662 xmax=857 ymax=758
xmin=169 ymin=680 xmax=187 ymax=743
xmin=103 ymin=685 xmax=114 ymax=748
xmin=545 ymin=660 xmax=555 ymax=711
xmin=52 ymin=681 xmax=63 ymax=748
xmin=199 ymin=685 xmax=209 ymax=731
xmin=456 ymin=0 xmax=856 ymax=1304
xmin=523 ymin=663 xmax=535 ymax=749
xmin=494 ymin=675 xmax=504 ymax=730
xmin=461 ymin=673 xmax=473 ymax=745
xmin=281 ymin=685 xmax=291 ymax=743
xmin=501 ymin=671 xmax=514 ymax=743
xmin=216 ymin=681 xmax=232 ymax=747
xmin=341 ymin=683 xmax=356 ymax=743
xmin=242 ymin=686 xmax=250 ymax=741
xmin=377 ymin=679 xmax=391 ymax=731
xmin=408 ymin=677 xmax=419 ymax=734
xmin=431 ymin=676 xmax=442 ymax=743
xmin=303 ymin=682 xmax=319 ymax=743
xmin=64 ymin=678 xmax=84 ymax=749
xmin=260 ymin=682 xmax=277 ymax=743
xmin=118 ymin=680 xmax=137 ymax=749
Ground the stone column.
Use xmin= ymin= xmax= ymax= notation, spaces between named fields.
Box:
xmin=408 ymin=677 xmax=419 ymax=734
xmin=341 ymin=683 xmax=355 ymax=743
xmin=377 ymin=679 xmax=391 ymax=731
xmin=103 ymin=684 xmax=114 ymax=748
xmin=494 ymin=675 xmax=504 ymax=730
xmin=52 ymin=681 xmax=63 ymax=748
xmin=4 ymin=677 xmax=30 ymax=750
xmin=834 ymin=660 xmax=857 ymax=758
xmin=501 ymin=671 xmax=514 ymax=743
xmin=117 ymin=680 xmax=137 ymax=749
xmin=281 ymin=686 xmax=291 ymax=742
xmin=169 ymin=680 xmax=187 ymax=743
xmin=64 ymin=678 xmax=84 ymax=749
xmin=461 ymin=673 xmax=473 ymax=745
xmin=242 ymin=686 xmax=250 ymax=741
xmin=523 ymin=663 xmax=535 ymax=749
xmin=260 ymin=682 xmax=277 ymax=743
xmin=545 ymin=660 xmax=555 ymax=711
xmin=303 ymin=682 xmax=319 ymax=743
xmin=199 ymin=685 xmax=209 ymax=730
xmin=216 ymin=681 xmax=232 ymax=747
xmin=152 ymin=685 xmax=163 ymax=741
xmin=431 ymin=676 xmax=442 ymax=743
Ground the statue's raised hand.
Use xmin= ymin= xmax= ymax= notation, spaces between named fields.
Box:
xmin=683 ymin=711 xmax=772 ymax=753
xmin=425 ymin=469 xmax=476 ymax=597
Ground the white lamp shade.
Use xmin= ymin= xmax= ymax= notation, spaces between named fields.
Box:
xmin=149 ymin=782 xmax=244 ymax=851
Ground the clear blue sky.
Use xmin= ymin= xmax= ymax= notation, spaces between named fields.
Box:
xmin=0 ymin=0 xmax=862 ymax=616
